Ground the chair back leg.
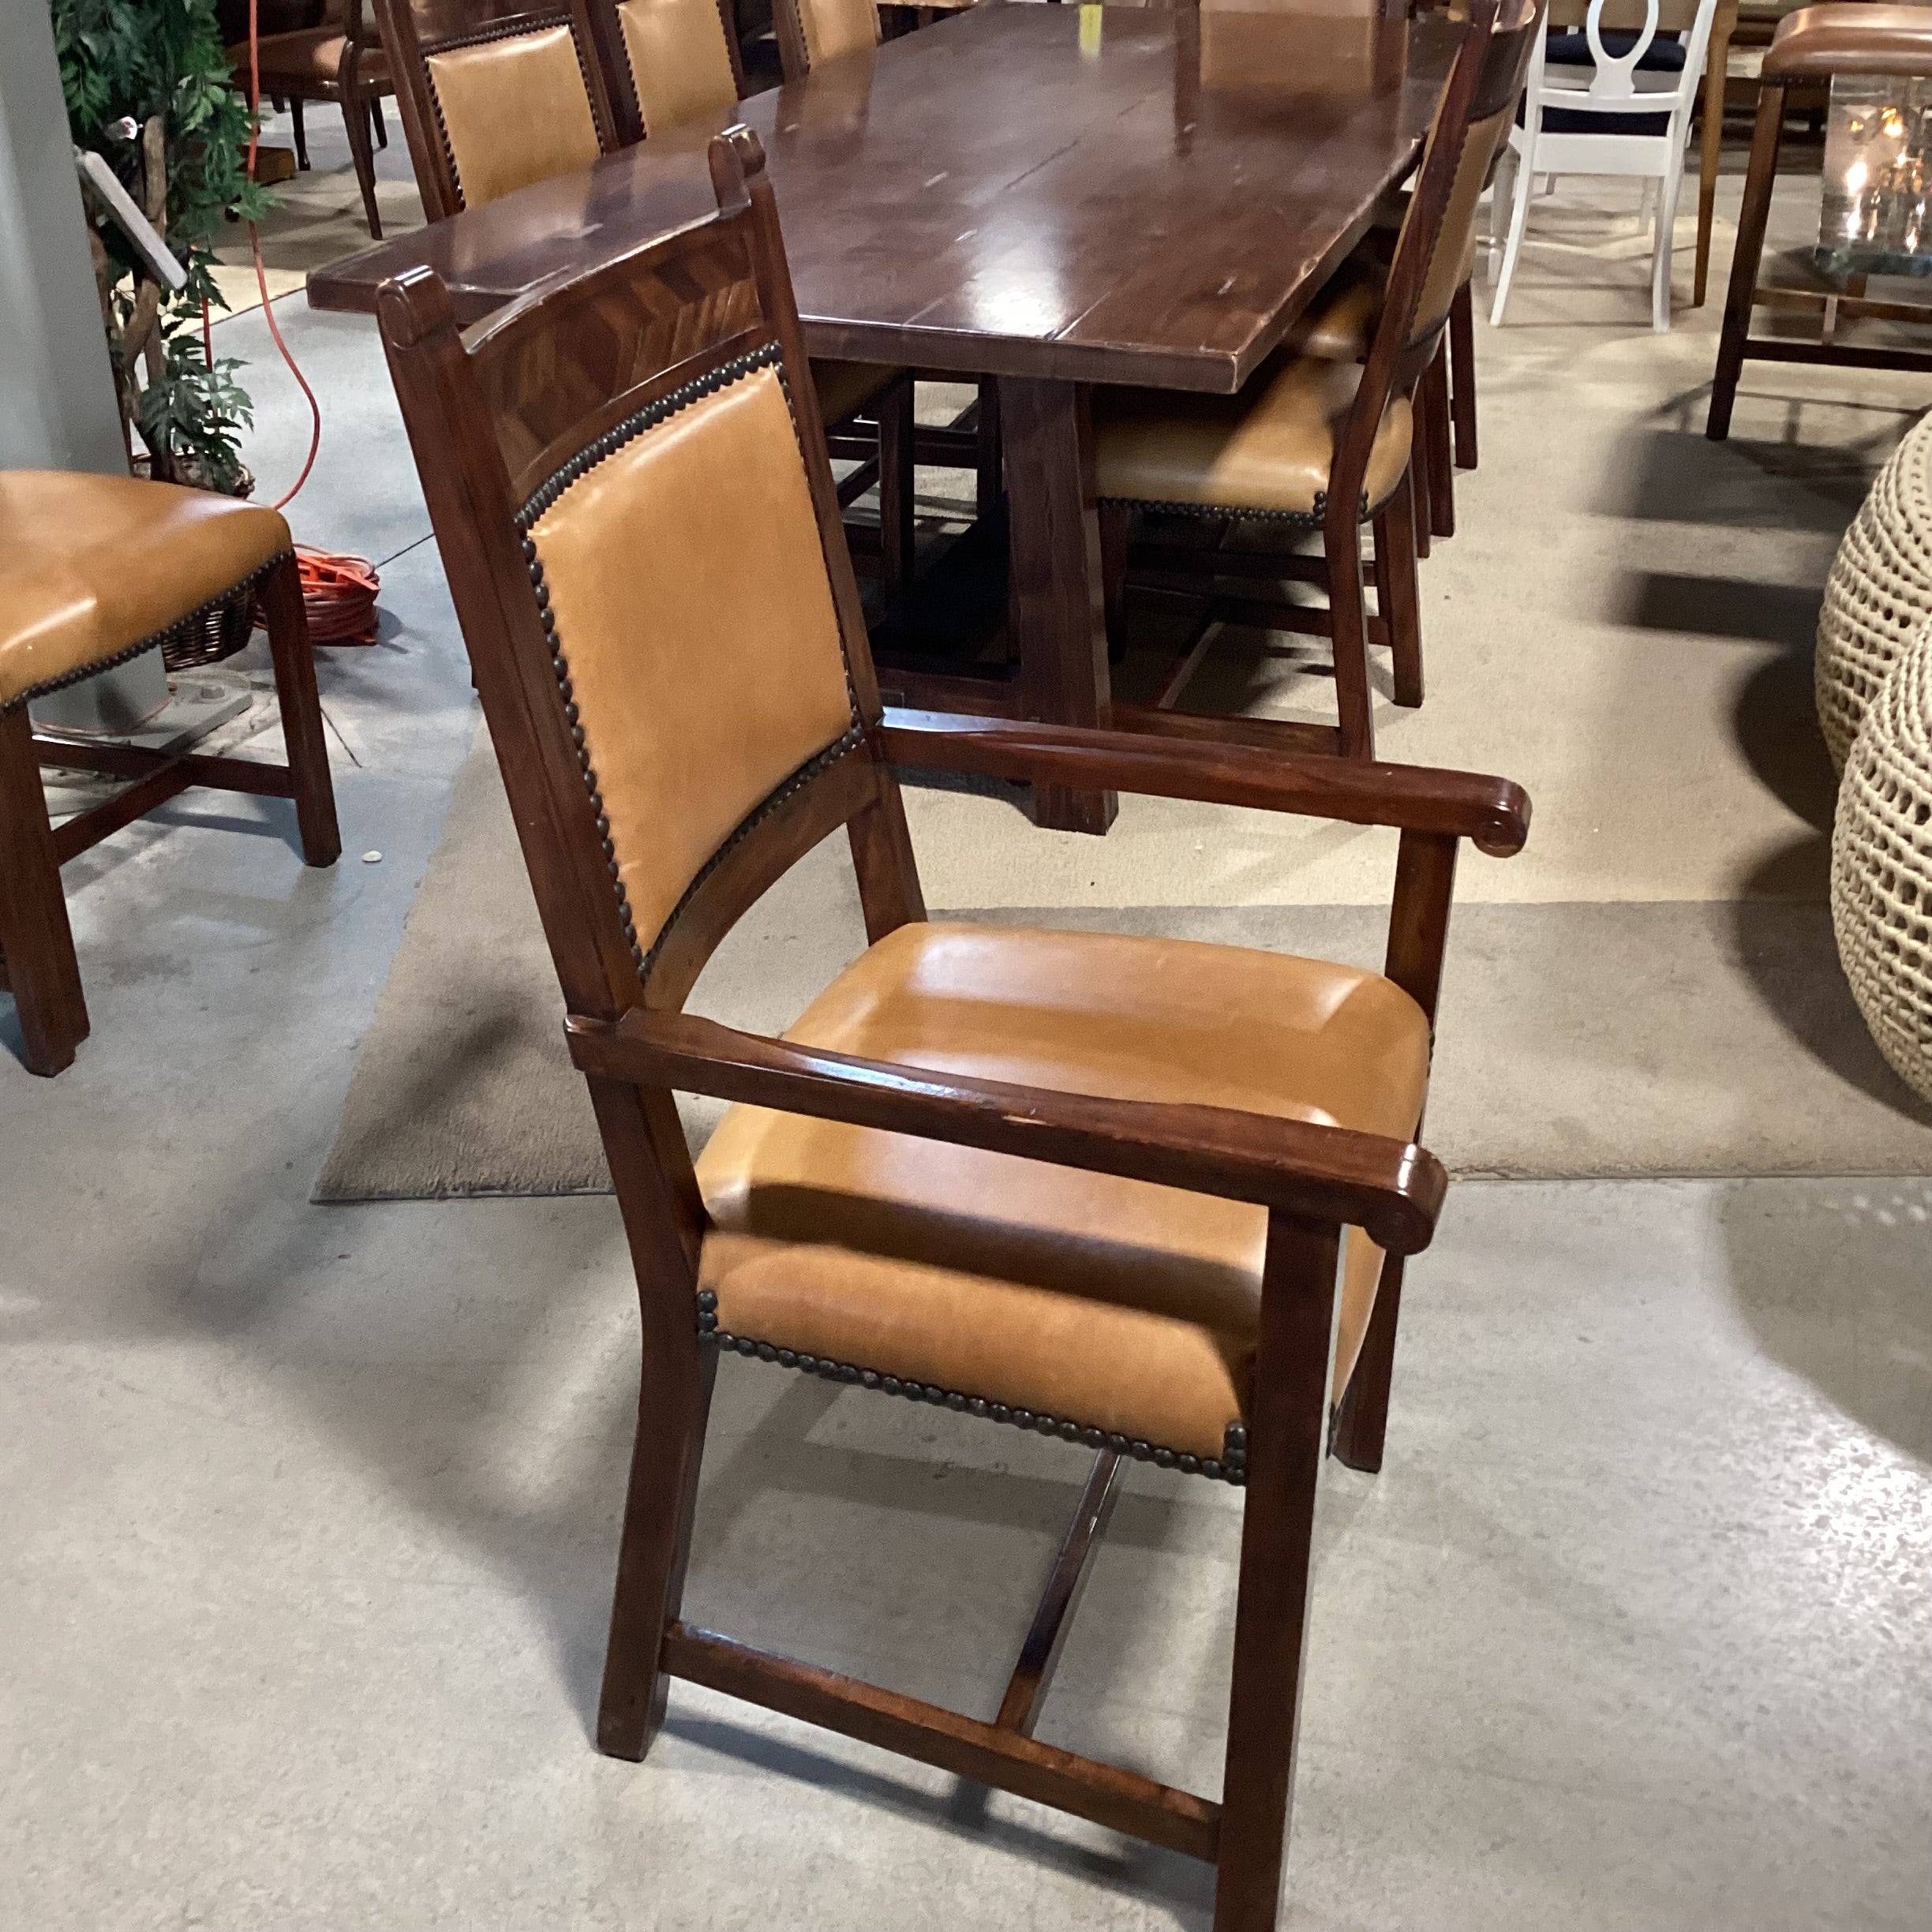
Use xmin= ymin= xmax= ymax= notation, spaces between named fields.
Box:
xmin=1490 ymin=140 xmax=1534 ymax=325
xmin=1708 ymin=81 xmax=1786 ymax=439
xmin=1448 ymin=279 xmax=1479 ymax=470
xmin=259 ymin=554 xmax=343 ymax=868
xmin=0 ymin=707 xmax=89 ymax=1076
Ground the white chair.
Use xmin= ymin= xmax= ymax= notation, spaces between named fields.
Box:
xmin=1489 ymin=0 xmax=1720 ymax=331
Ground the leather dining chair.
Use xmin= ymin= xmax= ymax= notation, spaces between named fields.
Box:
xmin=0 ymin=475 xmax=340 ymax=1076
xmin=227 ymin=0 xmax=395 ymax=238
xmin=1094 ymin=0 xmax=1542 ymax=761
xmin=378 ymin=0 xmax=917 ymax=581
xmin=772 ymin=0 xmax=881 ymax=76
xmin=587 ymin=0 xmax=746 ymax=139
xmin=376 ymin=121 xmax=1530 ymax=1930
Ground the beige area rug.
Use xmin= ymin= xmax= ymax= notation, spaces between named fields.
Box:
xmin=313 ymin=735 xmax=1932 ymax=1199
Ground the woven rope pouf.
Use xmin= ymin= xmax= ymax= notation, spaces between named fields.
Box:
xmin=1817 ymin=410 xmax=1932 ymax=773
xmin=1833 ymin=621 xmax=1932 ymax=1103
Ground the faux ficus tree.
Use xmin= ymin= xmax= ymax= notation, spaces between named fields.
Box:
xmin=52 ymin=0 xmax=271 ymax=492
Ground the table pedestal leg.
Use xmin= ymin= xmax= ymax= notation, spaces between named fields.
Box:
xmin=998 ymin=376 xmax=1118 ymax=836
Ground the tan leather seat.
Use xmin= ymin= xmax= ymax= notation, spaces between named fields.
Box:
xmin=695 ymin=922 xmax=1431 ymax=1465
xmin=1294 ymin=225 xmax=1478 ymax=364
xmin=230 ymin=28 xmax=391 ymax=87
xmin=1764 ymin=2 xmax=1932 ymax=77
xmin=1093 ymin=355 xmax=1413 ymax=519
xmin=0 ymin=474 xmax=292 ymax=714
xmin=811 ymin=358 xmax=898 ymax=428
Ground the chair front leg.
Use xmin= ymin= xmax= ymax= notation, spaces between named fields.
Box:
xmin=259 ymin=553 xmax=342 ymax=868
xmin=1421 ymin=345 xmax=1455 ymax=538
xmin=1322 ymin=499 xmax=1376 ymax=760
xmin=590 ymin=1079 xmax=720 ymax=1762
xmin=1708 ymin=83 xmax=1786 ymax=440
xmin=1213 ymin=1212 xmax=1342 ymax=1932
xmin=0 ymin=706 xmax=89 ymax=1076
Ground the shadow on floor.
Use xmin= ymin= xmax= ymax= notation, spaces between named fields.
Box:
xmin=1715 ymin=1176 xmax=1932 ymax=1467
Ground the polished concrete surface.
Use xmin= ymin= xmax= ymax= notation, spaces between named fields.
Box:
xmin=5 ymin=114 xmax=1932 ymax=1932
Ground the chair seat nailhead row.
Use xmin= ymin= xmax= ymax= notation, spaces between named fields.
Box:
xmin=694 ymin=1288 xmax=1249 ymax=1484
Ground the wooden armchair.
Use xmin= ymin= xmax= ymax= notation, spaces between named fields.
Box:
xmin=374 ymin=125 xmax=1530 ymax=1929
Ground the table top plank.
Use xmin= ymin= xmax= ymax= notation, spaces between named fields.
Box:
xmin=309 ymin=1 xmax=1456 ymax=393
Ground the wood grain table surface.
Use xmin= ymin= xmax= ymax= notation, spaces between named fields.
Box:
xmin=309 ymin=1 xmax=1462 ymax=829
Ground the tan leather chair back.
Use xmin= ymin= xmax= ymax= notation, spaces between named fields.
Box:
xmin=608 ymin=0 xmax=741 ymax=137
xmin=377 ymin=130 xmax=897 ymax=1020
xmin=1389 ymin=0 xmax=1546 ymax=350
xmin=773 ymin=0 xmax=879 ymax=80
xmin=376 ymin=0 xmax=617 ymax=218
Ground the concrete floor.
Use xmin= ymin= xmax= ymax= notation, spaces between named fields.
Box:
xmin=4 ymin=107 xmax=1932 ymax=1932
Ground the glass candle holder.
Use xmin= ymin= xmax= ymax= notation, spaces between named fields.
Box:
xmin=1817 ymin=73 xmax=1932 ymax=280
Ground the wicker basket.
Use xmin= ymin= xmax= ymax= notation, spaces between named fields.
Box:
xmin=160 ymin=591 xmax=257 ymax=672
xmin=1832 ymin=619 xmax=1932 ymax=1103
xmin=1816 ymin=411 xmax=1932 ymax=773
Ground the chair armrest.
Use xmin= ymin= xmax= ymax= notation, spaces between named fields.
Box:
xmin=878 ymin=710 xmax=1530 ymax=856
xmin=566 ymin=1007 xmax=1447 ymax=1255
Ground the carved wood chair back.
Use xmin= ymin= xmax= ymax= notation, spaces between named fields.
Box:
xmin=374 ymin=127 xmax=919 ymax=1035
xmin=772 ymin=0 xmax=879 ymax=81
xmin=373 ymin=0 xmax=621 ymax=219
xmin=588 ymin=0 xmax=746 ymax=143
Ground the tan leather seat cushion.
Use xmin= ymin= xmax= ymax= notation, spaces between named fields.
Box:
xmin=228 ymin=30 xmax=390 ymax=88
xmin=0 ymin=473 xmax=290 ymax=714
xmin=1093 ymin=355 xmax=1414 ymax=519
xmin=695 ymin=923 xmax=1431 ymax=1462
xmin=1765 ymin=3 xmax=1932 ymax=77
xmin=812 ymin=358 xmax=897 ymax=427
xmin=427 ymin=24 xmax=602 ymax=209
xmin=618 ymin=0 xmax=739 ymax=134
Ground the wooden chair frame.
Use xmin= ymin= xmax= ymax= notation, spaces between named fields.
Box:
xmin=0 ymin=553 xmax=341 ymax=1076
xmin=375 ymin=125 xmax=1529 ymax=1929
xmin=1110 ymin=0 xmax=1541 ymax=762
xmin=373 ymin=0 xmax=620 ymax=220
xmin=242 ymin=0 xmax=395 ymax=237
xmin=1707 ymin=44 xmax=1932 ymax=440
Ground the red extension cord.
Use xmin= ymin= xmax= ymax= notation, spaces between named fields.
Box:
xmin=215 ymin=0 xmax=381 ymax=645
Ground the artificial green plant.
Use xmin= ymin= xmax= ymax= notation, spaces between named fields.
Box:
xmin=51 ymin=0 xmax=273 ymax=492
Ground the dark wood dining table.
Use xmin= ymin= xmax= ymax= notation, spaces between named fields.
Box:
xmin=309 ymin=0 xmax=1458 ymax=832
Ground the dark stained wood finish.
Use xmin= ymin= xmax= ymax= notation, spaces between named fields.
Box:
xmin=0 ymin=706 xmax=90 ymax=1076
xmin=995 ymin=1448 xmax=1125 ymax=1737
xmin=315 ymin=1 xmax=1459 ymax=395
xmin=374 ymin=126 xmax=1535 ymax=1930
xmin=319 ymin=3 xmax=1464 ymax=796
xmin=1213 ymin=1213 xmax=1340 ymax=1931
xmin=663 ymin=1622 xmax=1222 ymax=1862
xmin=877 ymin=710 xmax=1531 ymax=853
xmin=1708 ymin=74 xmax=1932 ymax=440
xmin=1001 ymin=376 xmax=1115 ymax=834
xmin=565 ymin=1004 xmax=1449 ymax=1253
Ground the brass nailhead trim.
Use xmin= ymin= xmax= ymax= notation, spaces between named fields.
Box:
xmin=2 ymin=549 xmax=291 ymax=718
xmin=694 ymin=1292 xmax=1245 ymax=1485
xmin=1097 ymin=488 xmax=1378 ymax=530
xmin=516 ymin=343 xmax=866 ymax=987
xmin=421 ymin=9 xmax=596 ymax=211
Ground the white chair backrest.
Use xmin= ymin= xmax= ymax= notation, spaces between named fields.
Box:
xmin=1529 ymin=0 xmax=1718 ymax=123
